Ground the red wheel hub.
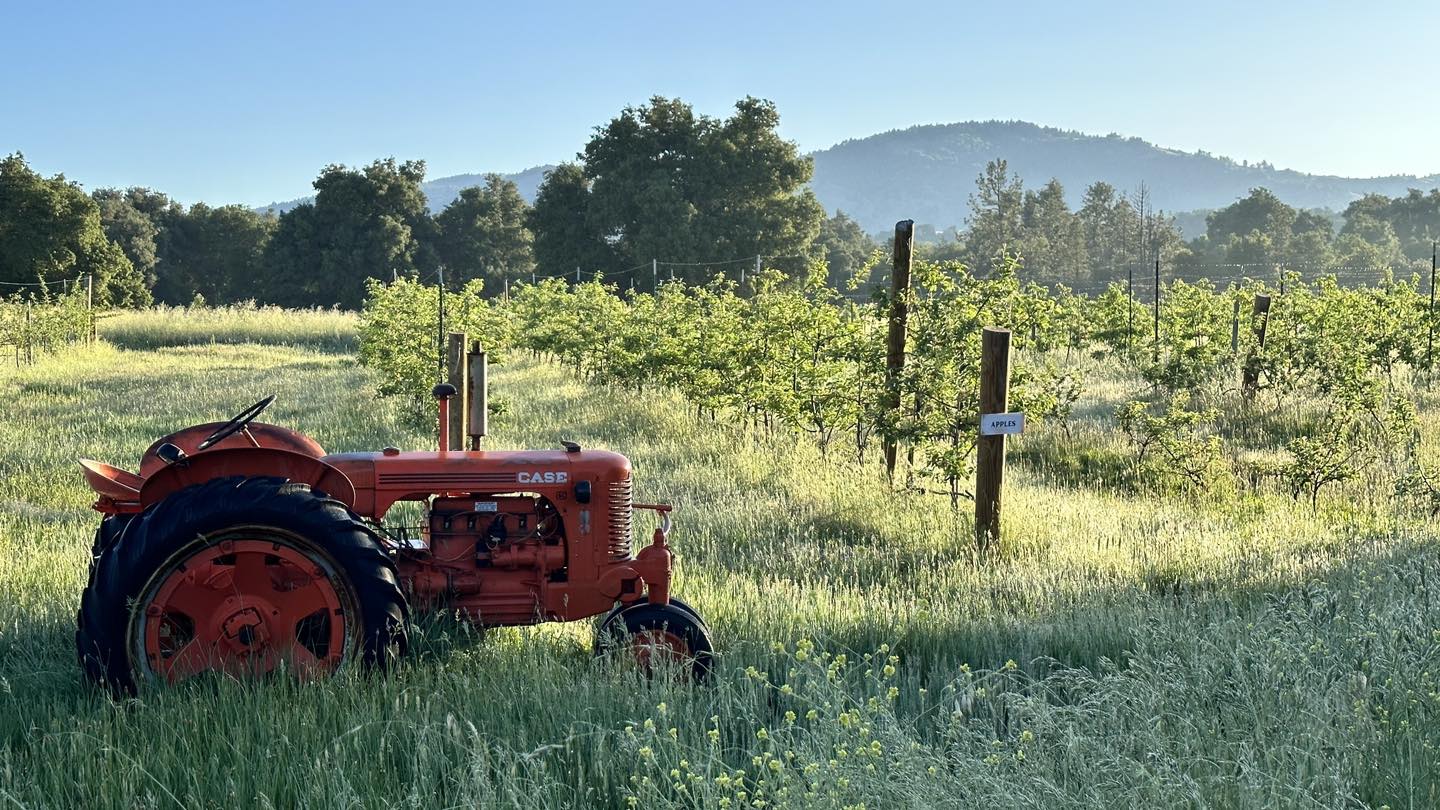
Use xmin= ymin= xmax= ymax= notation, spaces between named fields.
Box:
xmin=137 ymin=538 xmax=350 ymax=683
xmin=630 ymin=629 xmax=689 ymax=671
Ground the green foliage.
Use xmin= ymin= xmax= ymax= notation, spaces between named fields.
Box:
xmin=528 ymin=163 xmax=621 ymax=278
xmin=964 ymin=159 xmax=1025 ymax=272
xmin=1116 ymin=394 xmax=1227 ymax=492
xmin=812 ymin=211 xmax=877 ymax=290
xmin=0 ymin=286 xmax=92 ymax=363
xmin=264 ymin=158 xmax=434 ymax=309
xmin=92 ymin=189 xmax=159 ymax=289
xmin=1343 ymin=190 xmax=1440 ymax=263
xmin=1018 ymin=178 xmax=1087 ymax=284
xmin=357 ymin=277 xmax=512 ymax=418
xmin=1139 ymin=280 xmax=1237 ymax=394
xmin=434 ymin=174 xmax=534 ymax=289
xmin=153 ymin=203 xmax=277 ymax=305
xmin=962 ymin=167 xmax=1186 ymax=286
xmin=362 ymin=254 xmax=1072 ymax=548
xmin=555 ymin=97 xmax=824 ymax=282
xmin=0 ymin=154 xmax=149 ymax=306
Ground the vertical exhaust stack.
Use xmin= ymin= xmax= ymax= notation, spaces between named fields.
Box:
xmin=432 ymin=384 xmax=456 ymax=451
xmin=467 ymin=341 xmax=488 ymax=450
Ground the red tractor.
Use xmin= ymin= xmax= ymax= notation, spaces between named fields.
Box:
xmin=76 ymin=388 xmax=712 ymax=693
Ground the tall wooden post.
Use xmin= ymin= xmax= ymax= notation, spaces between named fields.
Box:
xmin=445 ymin=332 xmax=468 ymax=450
xmin=882 ymin=220 xmax=914 ymax=483
xmin=1241 ymin=294 xmax=1272 ymax=400
xmin=467 ymin=340 xmax=488 ymax=450
xmin=975 ymin=327 xmax=1011 ymax=556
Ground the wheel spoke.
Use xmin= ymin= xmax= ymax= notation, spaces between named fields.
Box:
xmin=231 ymin=551 xmax=276 ymax=595
xmin=272 ymin=583 xmax=331 ymax=621
xmin=289 ymin=641 xmax=322 ymax=675
xmin=159 ymin=639 xmax=215 ymax=682
xmin=159 ymin=580 xmax=219 ymax=621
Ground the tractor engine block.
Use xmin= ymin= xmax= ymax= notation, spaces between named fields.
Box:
xmin=410 ymin=495 xmax=568 ymax=622
xmin=428 ymin=495 xmax=566 ymax=570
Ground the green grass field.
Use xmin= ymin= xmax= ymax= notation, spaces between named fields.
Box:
xmin=0 ymin=309 xmax=1436 ymax=808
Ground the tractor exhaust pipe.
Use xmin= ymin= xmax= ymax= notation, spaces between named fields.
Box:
xmin=467 ymin=342 xmax=488 ymax=449
xmin=432 ymin=383 xmax=457 ymax=451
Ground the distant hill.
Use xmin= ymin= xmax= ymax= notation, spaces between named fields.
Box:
xmin=256 ymin=165 xmax=555 ymax=216
xmin=807 ymin=121 xmax=1440 ymax=234
xmin=254 ymin=121 xmax=1440 ymax=238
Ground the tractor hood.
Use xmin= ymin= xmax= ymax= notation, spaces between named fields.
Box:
xmin=323 ymin=448 xmax=632 ymax=518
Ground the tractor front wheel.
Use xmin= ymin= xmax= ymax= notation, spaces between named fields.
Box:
xmin=596 ymin=602 xmax=713 ymax=681
xmin=77 ymin=476 xmax=408 ymax=694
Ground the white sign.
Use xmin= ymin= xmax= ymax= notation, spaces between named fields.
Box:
xmin=979 ymin=412 xmax=1025 ymax=436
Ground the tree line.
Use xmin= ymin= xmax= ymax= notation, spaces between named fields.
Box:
xmin=927 ymin=161 xmax=1439 ymax=290
xmin=4 ymin=96 xmax=1437 ymax=309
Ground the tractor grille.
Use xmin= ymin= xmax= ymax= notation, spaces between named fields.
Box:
xmin=607 ymin=478 xmax=633 ymax=560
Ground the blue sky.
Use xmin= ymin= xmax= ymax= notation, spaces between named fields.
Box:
xmin=3 ymin=0 xmax=1435 ymax=206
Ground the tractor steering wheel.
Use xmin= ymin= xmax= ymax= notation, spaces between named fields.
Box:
xmin=196 ymin=395 xmax=276 ymax=451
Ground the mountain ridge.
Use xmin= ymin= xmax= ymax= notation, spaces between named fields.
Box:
xmin=255 ymin=121 xmax=1440 ymax=237
xmin=808 ymin=121 xmax=1440 ymax=233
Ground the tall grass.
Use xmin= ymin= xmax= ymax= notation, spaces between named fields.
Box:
xmin=0 ymin=310 xmax=1434 ymax=808
xmin=100 ymin=304 xmax=357 ymax=352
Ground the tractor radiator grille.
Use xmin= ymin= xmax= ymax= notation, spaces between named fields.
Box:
xmin=608 ymin=478 xmax=633 ymax=560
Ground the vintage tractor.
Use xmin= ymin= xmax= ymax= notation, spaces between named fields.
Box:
xmin=75 ymin=388 xmax=712 ymax=693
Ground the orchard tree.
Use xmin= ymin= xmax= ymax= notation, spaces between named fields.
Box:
xmin=529 ymin=163 xmax=620 ymax=278
xmin=434 ymin=174 xmax=535 ymax=290
xmin=263 ymin=158 xmax=434 ymax=308
xmin=0 ymin=154 xmax=149 ymax=305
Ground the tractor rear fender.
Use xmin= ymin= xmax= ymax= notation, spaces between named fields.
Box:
xmin=137 ymin=447 xmax=357 ymax=510
xmin=138 ymin=421 xmax=326 ymax=478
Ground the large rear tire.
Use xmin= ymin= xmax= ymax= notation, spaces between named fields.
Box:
xmin=77 ymin=476 xmax=408 ymax=694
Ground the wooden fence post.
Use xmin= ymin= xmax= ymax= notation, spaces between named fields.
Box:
xmin=882 ymin=220 xmax=914 ymax=483
xmin=446 ymin=332 xmax=468 ymax=450
xmin=975 ymin=327 xmax=1011 ymax=557
xmin=1241 ymin=294 xmax=1272 ymax=400
xmin=467 ymin=340 xmax=488 ymax=450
